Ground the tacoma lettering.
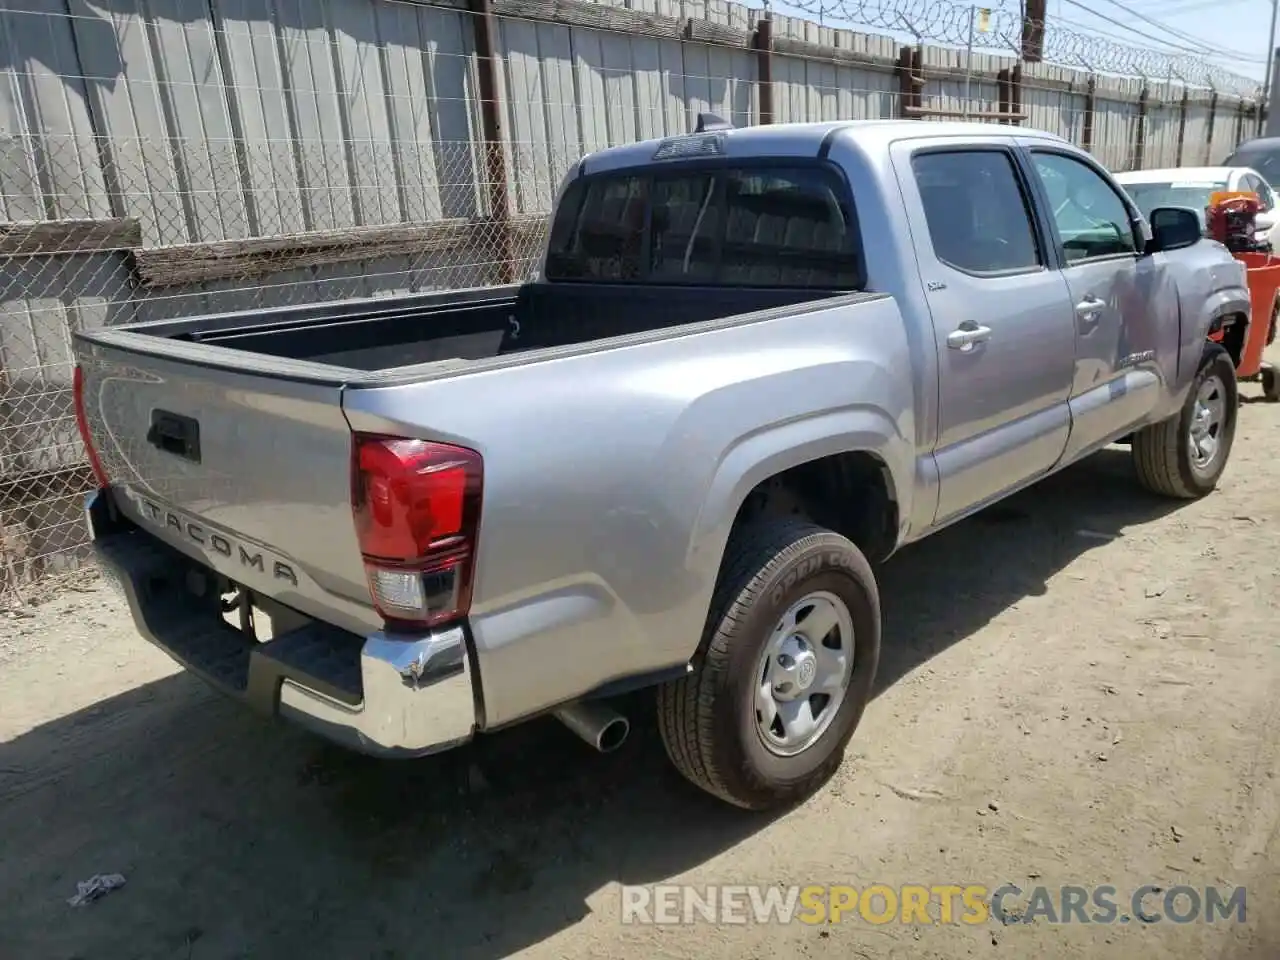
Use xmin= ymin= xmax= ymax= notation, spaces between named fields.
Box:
xmin=137 ymin=498 xmax=298 ymax=586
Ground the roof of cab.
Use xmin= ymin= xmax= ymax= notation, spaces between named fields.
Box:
xmin=578 ymin=119 xmax=1071 ymax=175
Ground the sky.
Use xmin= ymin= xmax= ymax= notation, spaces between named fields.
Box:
xmin=1049 ymin=0 xmax=1274 ymax=83
xmin=767 ymin=0 xmax=1277 ymax=92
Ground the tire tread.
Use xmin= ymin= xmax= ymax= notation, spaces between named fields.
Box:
xmin=1132 ymin=343 xmax=1236 ymax=499
xmin=656 ymin=517 xmax=868 ymax=809
xmin=1132 ymin=406 xmax=1191 ymax=497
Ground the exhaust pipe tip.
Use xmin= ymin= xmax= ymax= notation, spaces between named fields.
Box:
xmin=554 ymin=702 xmax=630 ymax=753
xmin=596 ymin=715 xmax=630 ymax=753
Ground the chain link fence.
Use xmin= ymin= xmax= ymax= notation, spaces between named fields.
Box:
xmin=0 ymin=0 xmax=1264 ymax=605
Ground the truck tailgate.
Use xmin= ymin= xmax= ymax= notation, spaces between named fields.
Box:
xmin=75 ymin=340 xmax=375 ymax=636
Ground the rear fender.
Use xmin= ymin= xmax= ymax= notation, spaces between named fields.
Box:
xmin=681 ymin=406 xmax=911 ymax=653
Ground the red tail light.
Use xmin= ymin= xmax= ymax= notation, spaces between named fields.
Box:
xmin=72 ymin=365 xmax=109 ymax=488
xmin=351 ymin=433 xmax=483 ymax=631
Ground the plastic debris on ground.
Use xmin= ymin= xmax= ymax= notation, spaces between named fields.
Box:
xmin=67 ymin=873 xmax=126 ymax=906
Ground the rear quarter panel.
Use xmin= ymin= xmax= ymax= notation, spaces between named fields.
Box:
xmin=342 ymin=295 xmax=915 ymax=727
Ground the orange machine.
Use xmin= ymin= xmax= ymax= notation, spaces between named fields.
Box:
xmin=1206 ymin=192 xmax=1279 ymax=400
xmin=1206 ymin=191 xmax=1268 ymax=254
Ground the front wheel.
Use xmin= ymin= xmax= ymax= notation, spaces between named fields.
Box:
xmin=656 ymin=518 xmax=881 ymax=810
xmin=1131 ymin=343 xmax=1238 ymax=499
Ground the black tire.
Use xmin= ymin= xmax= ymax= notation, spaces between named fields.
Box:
xmin=1132 ymin=343 xmax=1238 ymax=498
xmin=1262 ymin=364 xmax=1280 ymax=403
xmin=656 ymin=517 xmax=881 ymax=810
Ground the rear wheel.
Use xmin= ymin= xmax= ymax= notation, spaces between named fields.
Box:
xmin=1132 ymin=343 xmax=1237 ymax=498
xmin=656 ymin=518 xmax=880 ymax=810
xmin=1262 ymin=364 xmax=1280 ymax=403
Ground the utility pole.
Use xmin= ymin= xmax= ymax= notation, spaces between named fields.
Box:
xmin=1261 ymin=0 xmax=1279 ymax=136
xmin=1021 ymin=0 xmax=1046 ymax=62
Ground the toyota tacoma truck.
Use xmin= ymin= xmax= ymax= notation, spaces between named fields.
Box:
xmin=75 ymin=118 xmax=1249 ymax=810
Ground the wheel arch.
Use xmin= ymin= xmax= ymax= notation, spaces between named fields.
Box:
xmin=686 ymin=407 xmax=911 ymax=597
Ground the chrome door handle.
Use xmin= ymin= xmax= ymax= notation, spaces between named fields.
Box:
xmin=947 ymin=323 xmax=993 ymax=351
xmin=1076 ymin=295 xmax=1106 ymax=325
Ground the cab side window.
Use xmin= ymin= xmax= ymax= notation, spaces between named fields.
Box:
xmin=1031 ymin=152 xmax=1138 ymax=263
xmin=911 ymin=150 xmax=1043 ymax=275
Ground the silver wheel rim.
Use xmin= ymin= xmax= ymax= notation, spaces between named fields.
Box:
xmin=753 ymin=590 xmax=855 ymax=758
xmin=1188 ymin=374 xmax=1227 ymax=473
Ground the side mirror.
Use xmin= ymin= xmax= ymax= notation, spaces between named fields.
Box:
xmin=1256 ymin=210 xmax=1276 ymax=230
xmin=1146 ymin=206 xmax=1202 ymax=254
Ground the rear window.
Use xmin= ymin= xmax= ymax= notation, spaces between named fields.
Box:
xmin=544 ymin=164 xmax=863 ymax=288
xmin=1224 ymin=146 xmax=1280 ymax=182
xmin=1122 ymin=181 xmax=1227 ymax=221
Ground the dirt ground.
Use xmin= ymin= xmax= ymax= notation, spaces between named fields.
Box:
xmin=3 ymin=372 xmax=1280 ymax=960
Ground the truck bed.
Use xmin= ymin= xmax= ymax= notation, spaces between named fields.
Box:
xmin=72 ymin=277 xmax=870 ymax=641
xmin=125 ymin=281 xmax=841 ymax=373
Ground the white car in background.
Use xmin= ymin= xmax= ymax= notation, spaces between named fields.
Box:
xmin=1114 ymin=166 xmax=1279 ymax=246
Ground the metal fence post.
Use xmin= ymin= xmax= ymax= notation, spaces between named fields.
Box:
xmin=753 ymin=15 xmax=774 ymax=125
xmin=1175 ymin=89 xmax=1189 ymax=166
xmin=1081 ymin=75 xmax=1097 ymax=154
xmin=1131 ymin=86 xmax=1149 ymax=170
xmin=468 ymin=0 xmax=515 ymax=284
xmin=1010 ymin=62 xmax=1023 ymax=126
xmin=1206 ymin=91 xmax=1219 ymax=164
xmin=896 ymin=46 xmax=922 ymax=118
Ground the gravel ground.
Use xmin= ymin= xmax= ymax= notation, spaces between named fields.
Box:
xmin=2 ymin=371 xmax=1279 ymax=960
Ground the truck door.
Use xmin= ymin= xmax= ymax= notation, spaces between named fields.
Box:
xmin=1021 ymin=147 xmax=1168 ymax=461
xmin=895 ymin=142 xmax=1077 ymax=524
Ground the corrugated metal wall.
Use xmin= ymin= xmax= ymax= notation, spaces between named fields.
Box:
xmin=12 ymin=0 xmax=487 ymax=243
xmin=1 ymin=0 xmax=1256 ymax=248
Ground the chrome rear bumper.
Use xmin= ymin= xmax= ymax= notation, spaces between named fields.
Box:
xmin=276 ymin=629 xmax=476 ymax=757
xmin=87 ymin=489 xmax=478 ymax=758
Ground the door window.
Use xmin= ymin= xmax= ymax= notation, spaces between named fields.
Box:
xmin=1031 ymin=153 xmax=1139 ymax=263
xmin=911 ymin=150 xmax=1043 ymax=274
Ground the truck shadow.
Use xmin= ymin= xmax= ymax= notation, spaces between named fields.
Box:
xmin=873 ymin=446 xmax=1184 ymax=695
xmin=0 ymin=449 xmax=1187 ymax=960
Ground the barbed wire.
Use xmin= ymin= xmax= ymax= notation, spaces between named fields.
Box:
xmin=777 ymin=0 xmax=1262 ymax=95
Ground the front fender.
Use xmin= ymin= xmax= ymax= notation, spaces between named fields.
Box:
xmin=1161 ymin=251 xmax=1250 ymax=419
xmin=1201 ymin=286 xmax=1251 ymax=342
xmin=1195 ymin=286 xmax=1250 ymax=372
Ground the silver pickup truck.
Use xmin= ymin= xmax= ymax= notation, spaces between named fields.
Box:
xmin=75 ymin=119 xmax=1249 ymax=810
